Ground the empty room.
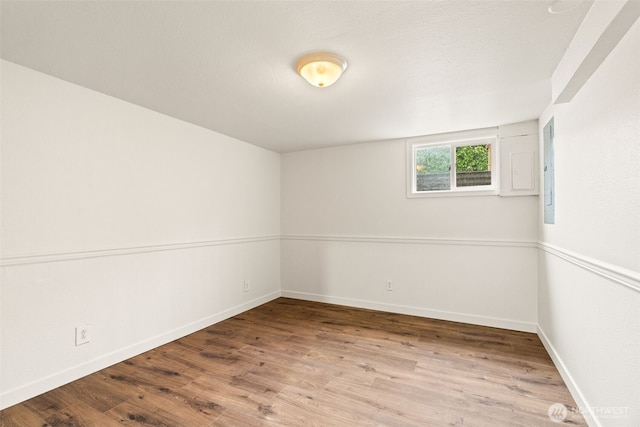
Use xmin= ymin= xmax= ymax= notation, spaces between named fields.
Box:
xmin=1 ymin=1 xmax=638 ymax=426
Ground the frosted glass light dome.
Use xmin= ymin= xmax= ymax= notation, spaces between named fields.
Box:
xmin=296 ymin=52 xmax=347 ymax=88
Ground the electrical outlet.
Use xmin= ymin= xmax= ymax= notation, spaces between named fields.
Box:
xmin=243 ymin=280 xmax=250 ymax=292
xmin=75 ymin=325 xmax=91 ymax=346
xmin=386 ymin=280 xmax=393 ymax=291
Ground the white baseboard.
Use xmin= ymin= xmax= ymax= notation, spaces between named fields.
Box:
xmin=281 ymin=290 xmax=537 ymax=333
xmin=0 ymin=291 xmax=281 ymax=410
xmin=537 ymin=325 xmax=599 ymax=427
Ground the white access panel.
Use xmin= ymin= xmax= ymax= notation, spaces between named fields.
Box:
xmin=511 ymin=151 xmax=535 ymax=190
xmin=499 ymin=134 xmax=539 ymax=197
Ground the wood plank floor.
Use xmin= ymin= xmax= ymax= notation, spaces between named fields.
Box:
xmin=1 ymin=298 xmax=586 ymax=426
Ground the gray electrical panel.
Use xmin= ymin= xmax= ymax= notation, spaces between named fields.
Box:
xmin=543 ymin=118 xmax=555 ymax=224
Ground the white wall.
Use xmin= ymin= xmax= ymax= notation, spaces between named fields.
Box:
xmin=281 ymin=124 xmax=539 ymax=332
xmin=537 ymin=14 xmax=640 ymax=427
xmin=0 ymin=61 xmax=281 ymax=409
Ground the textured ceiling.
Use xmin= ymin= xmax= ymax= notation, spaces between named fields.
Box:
xmin=1 ymin=1 xmax=590 ymax=153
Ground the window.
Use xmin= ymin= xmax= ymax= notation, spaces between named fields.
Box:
xmin=407 ymin=129 xmax=498 ymax=197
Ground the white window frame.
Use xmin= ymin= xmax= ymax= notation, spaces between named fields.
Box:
xmin=406 ymin=127 xmax=499 ymax=198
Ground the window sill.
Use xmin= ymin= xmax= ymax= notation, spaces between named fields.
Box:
xmin=407 ymin=188 xmax=499 ymax=198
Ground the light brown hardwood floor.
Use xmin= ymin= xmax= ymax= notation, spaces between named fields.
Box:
xmin=1 ymin=298 xmax=586 ymax=426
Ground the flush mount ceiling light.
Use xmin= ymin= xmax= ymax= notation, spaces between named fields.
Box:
xmin=295 ymin=52 xmax=347 ymax=88
xmin=547 ymin=0 xmax=584 ymax=14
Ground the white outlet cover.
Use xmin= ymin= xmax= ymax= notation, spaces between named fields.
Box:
xmin=75 ymin=325 xmax=91 ymax=346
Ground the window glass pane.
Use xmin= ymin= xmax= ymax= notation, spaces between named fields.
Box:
xmin=415 ymin=146 xmax=450 ymax=191
xmin=455 ymin=144 xmax=491 ymax=187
